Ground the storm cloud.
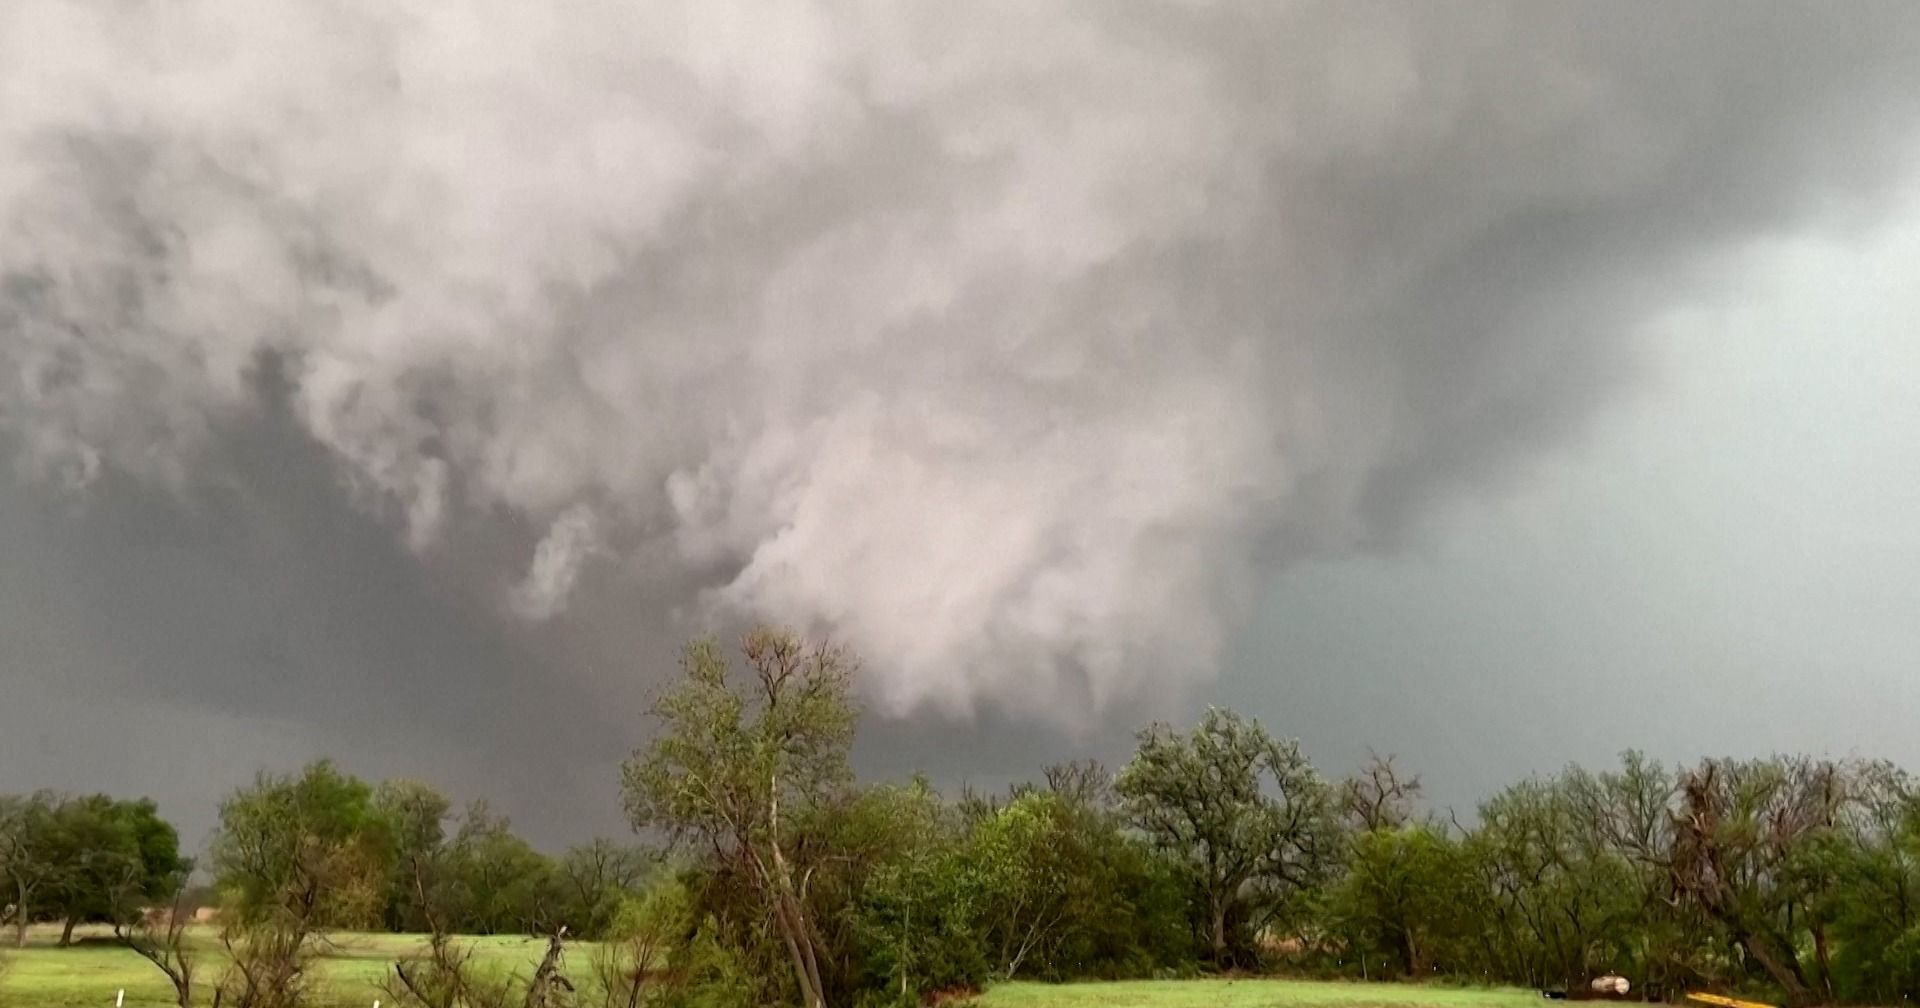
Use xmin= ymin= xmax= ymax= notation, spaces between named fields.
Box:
xmin=4 ymin=2 xmax=1920 ymax=843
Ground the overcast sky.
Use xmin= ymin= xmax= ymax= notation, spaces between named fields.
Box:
xmin=4 ymin=2 xmax=1920 ymax=851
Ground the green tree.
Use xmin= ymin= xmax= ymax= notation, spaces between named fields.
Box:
xmin=1813 ymin=770 xmax=1920 ymax=1003
xmin=211 ymin=760 xmax=393 ymax=930
xmin=621 ymin=628 xmax=859 ymax=1008
xmin=970 ymin=792 xmax=1079 ymax=979
xmin=593 ymin=876 xmax=696 ymax=1008
xmin=373 ymin=779 xmax=454 ymax=933
xmin=1014 ymin=763 xmax=1191 ymax=979
xmin=44 ymin=796 xmax=187 ymax=945
xmin=1115 ymin=707 xmax=1339 ymax=967
xmin=438 ymin=801 xmax=561 ymax=935
xmin=1669 ymin=756 xmax=1858 ymax=1004
xmin=1468 ymin=774 xmax=1640 ymax=988
xmin=848 ymin=781 xmax=988 ymax=1000
xmin=0 ymin=792 xmax=58 ymax=948
xmin=1325 ymin=824 xmax=1480 ymax=978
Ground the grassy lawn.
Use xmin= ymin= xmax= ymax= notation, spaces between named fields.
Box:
xmin=5 ymin=930 xmax=1549 ymax=1008
xmin=0 ymin=926 xmax=576 ymax=1007
xmin=974 ymin=979 xmax=1549 ymax=1008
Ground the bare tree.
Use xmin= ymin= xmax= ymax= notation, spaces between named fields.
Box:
xmin=115 ymin=894 xmax=198 ymax=1008
xmin=522 ymin=929 xmax=575 ymax=1008
xmin=215 ymin=918 xmax=316 ymax=1008
xmin=380 ymin=834 xmax=574 ymax=1008
xmin=1042 ymin=760 xmax=1114 ymax=812
xmin=1341 ymin=751 xmax=1423 ymax=832
xmin=558 ymin=839 xmax=649 ymax=937
xmin=382 ymin=841 xmax=503 ymax=1008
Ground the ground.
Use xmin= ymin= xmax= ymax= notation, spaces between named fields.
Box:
xmin=2 ymin=927 xmax=1548 ymax=1008
xmin=974 ymin=980 xmax=1548 ymax=1008
xmin=0 ymin=926 xmax=565 ymax=1007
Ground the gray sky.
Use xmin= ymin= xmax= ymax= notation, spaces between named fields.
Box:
xmin=4 ymin=2 xmax=1920 ymax=850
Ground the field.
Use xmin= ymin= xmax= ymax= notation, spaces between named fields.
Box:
xmin=0 ymin=926 xmax=567 ymax=1007
xmin=1 ymin=929 xmax=1549 ymax=1008
xmin=974 ymin=980 xmax=1548 ymax=1008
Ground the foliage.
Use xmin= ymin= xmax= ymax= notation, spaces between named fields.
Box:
xmin=1323 ymin=825 xmax=1480 ymax=978
xmin=0 ymin=793 xmax=59 ymax=948
xmin=1 ymin=792 xmax=186 ymax=951
xmin=44 ymin=796 xmax=187 ymax=945
xmin=376 ymin=779 xmax=456 ymax=934
xmin=1116 ymin=708 xmax=1340 ymax=968
xmin=212 ymin=761 xmax=393 ymax=930
xmin=589 ymin=879 xmax=686 ymax=1008
xmin=621 ymin=628 xmax=859 ymax=1008
xmin=968 ymin=787 xmax=1189 ymax=981
xmin=850 ymin=783 xmax=989 ymax=998
xmin=436 ymin=802 xmax=565 ymax=937
xmin=208 ymin=765 xmax=631 ymax=943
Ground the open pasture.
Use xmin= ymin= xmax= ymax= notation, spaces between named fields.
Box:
xmin=0 ymin=926 xmax=571 ymax=1007
xmin=3 ymin=931 xmax=1555 ymax=1008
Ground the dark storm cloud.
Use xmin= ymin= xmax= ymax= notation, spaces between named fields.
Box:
xmin=4 ymin=1 xmax=1920 ymax=842
xmin=0 ymin=366 xmax=643 ymax=844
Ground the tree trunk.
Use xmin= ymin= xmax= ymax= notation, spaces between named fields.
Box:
xmin=1812 ymin=921 xmax=1834 ymax=1003
xmin=771 ymin=891 xmax=826 ymax=1008
xmin=59 ymin=915 xmax=77 ymax=947
xmin=13 ymin=908 xmax=25 ymax=949
xmin=1739 ymin=932 xmax=1812 ymax=1006
xmin=792 ymin=895 xmax=827 ymax=1008
xmin=765 ymin=772 xmax=827 ymax=1008
xmin=1210 ymin=898 xmax=1229 ymax=967
xmin=523 ymin=929 xmax=571 ymax=1008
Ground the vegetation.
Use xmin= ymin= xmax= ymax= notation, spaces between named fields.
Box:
xmin=0 ymin=792 xmax=187 ymax=949
xmin=11 ymin=625 xmax=1920 ymax=1007
xmin=0 ymin=929 xmax=588 ymax=1007
xmin=620 ymin=629 xmax=859 ymax=1008
xmin=1116 ymin=708 xmax=1340 ymax=968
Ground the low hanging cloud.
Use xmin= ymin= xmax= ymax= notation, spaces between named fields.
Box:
xmin=4 ymin=1 xmax=1920 ymax=721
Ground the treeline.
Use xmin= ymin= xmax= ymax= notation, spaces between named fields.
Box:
xmin=209 ymin=767 xmax=651 ymax=941
xmin=0 ymin=793 xmax=187 ymax=948
xmin=0 ymin=774 xmax=648 ymax=948
xmin=611 ymin=631 xmax=1920 ymax=1007
xmin=8 ymin=628 xmax=1920 ymax=1008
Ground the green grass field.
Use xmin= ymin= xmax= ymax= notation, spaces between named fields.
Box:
xmin=2 ymin=928 xmax=1548 ymax=1008
xmin=0 ymin=926 xmax=571 ymax=1007
xmin=974 ymin=979 xmax=1547 ymax=1008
